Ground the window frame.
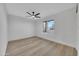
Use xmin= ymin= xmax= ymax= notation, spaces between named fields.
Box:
xmin=43 ymin=20 xmax=55 ymax=32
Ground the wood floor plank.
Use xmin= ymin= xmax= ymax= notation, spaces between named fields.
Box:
xmin=5 ymin=37 xmax=77 ymax=56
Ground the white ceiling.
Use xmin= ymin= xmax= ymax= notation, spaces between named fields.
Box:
xmin=6 ymin=3 xmax=76 ymax=19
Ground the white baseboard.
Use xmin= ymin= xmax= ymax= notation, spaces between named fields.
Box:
xmin=8 ymin=36 xmax=35 ymax=42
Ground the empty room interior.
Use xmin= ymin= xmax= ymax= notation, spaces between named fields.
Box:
xmin=0 ymin=3 xmax=79 ymax=56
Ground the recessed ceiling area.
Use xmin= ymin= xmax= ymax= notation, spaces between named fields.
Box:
xmin=6 ymin=3 xmax=76 ymax=20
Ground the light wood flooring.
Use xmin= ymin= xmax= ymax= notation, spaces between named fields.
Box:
xmin=6 ymin=36 xmax=77 ymax=56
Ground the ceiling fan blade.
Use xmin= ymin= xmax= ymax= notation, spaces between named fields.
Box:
xmin=35 ymin=13 xmax=40 ymax=16
xmin=26 ymin=12 xmax=32 ymax=16
xmin=35 ymin=16 xmax=40 ymax=18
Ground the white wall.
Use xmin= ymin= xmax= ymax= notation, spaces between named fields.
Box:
xmin=0 ymin=4 xmax=8 ymax=56
xmin=8 ymin=15 xmax=35 ymax=41
xmin=36 ymin=8 xmax=77 ymax=48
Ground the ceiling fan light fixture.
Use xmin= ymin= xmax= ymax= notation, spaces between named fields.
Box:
xmin=32 ymin=16 xmax=35 ymax=18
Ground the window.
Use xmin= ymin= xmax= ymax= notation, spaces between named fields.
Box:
xmin=47 ymin=20 xmax=55 ymax=30
xmin=43 ymin=20 xmax=55 ymax=32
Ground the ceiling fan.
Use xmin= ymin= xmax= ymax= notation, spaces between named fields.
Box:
xmin=26 ymin=11 xmax=41 ymax=19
